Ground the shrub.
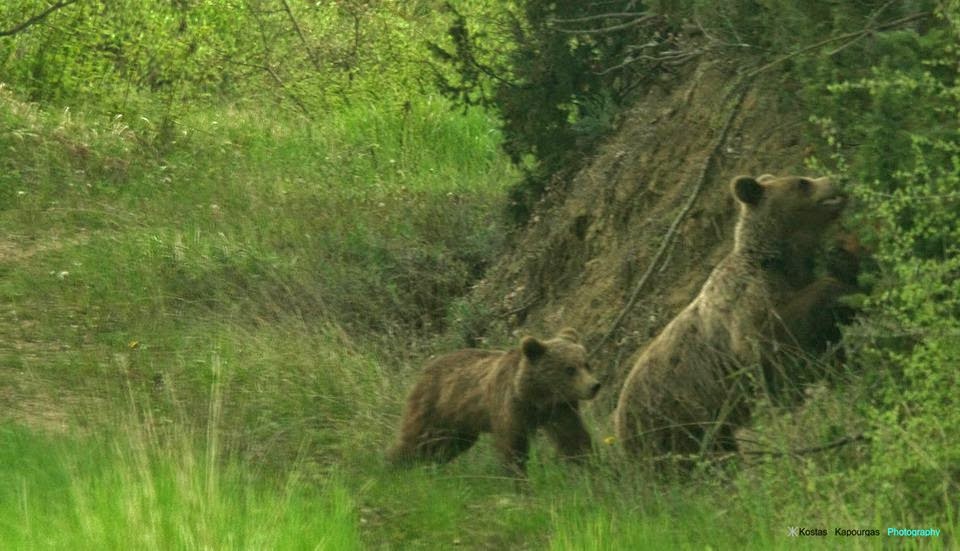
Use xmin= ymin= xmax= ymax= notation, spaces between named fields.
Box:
xmin=809 ymin=2 xmax=960 ymax=513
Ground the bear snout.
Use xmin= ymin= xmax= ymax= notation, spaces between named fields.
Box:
xmin=578 ymin=377 xmax=600 ymax=400
xmin=570 ymin=373 xmax=601 ymax=401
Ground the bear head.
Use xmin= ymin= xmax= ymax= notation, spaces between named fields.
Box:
xmin=516 ymin=328 xmax=600 ymax=404
xmin=731 ymin=174 xmax=847 ymax=259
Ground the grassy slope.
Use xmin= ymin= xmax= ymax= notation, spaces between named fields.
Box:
xmin=0 ymin=87 xmax=955 ymax=550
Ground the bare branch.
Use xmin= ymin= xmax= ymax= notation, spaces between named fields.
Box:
xmin=555 ymin=14 xmax=659 ymax=35
xmin=0 ymin=0 xmax=79 ymax=37
xmin=245 ymin=0 xmax=312 ymax=119
xmin=262 ymin=64 xmax=311 ymax=118
xmin=549 ymin=12 xmax=648 ymax=25
xmin=824 ymin=0 xmax=898 ymax=57
xmin=279 ymin=0 xmax=323 ymax=73
xmin=747 ymin=11 xmax=933 ymax=78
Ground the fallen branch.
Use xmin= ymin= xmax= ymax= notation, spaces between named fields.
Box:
xmin=739 ymin=432 xmax=868 ymax=458
xmin=641 ymin=432 xmax=869 ymax=466
xmin=592 ymin=75 xmax=752 ymax=355
xmin=706 ymin=432 xmax=869 ymax=465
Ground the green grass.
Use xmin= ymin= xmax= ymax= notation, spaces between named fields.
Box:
xmin=1 ymin=85 xmax=956 ymax=549
xmin=0 ymin=88 xmax=508 ymax=336
xmin=0 ymin=423 xmax=361 ymax=550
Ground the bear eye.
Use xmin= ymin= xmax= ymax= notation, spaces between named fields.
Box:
xmin=797 ymin=178 xmax=812 ymax=194
xmin=566 ymin=366 xmax=577 ymax=377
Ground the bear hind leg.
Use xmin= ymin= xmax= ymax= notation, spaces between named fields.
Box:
xmin=493 ymin=429 xmax=530 ymax=476
xmin=428 ymin=430 xmax=479 ymax=464
xmin=388 ymin=429 xmax=478 ymax=465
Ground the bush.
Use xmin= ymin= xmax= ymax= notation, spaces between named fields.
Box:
xmin=430 ymin=1 xmax=675 ymax=222
xmin=809 ymin=3 xmax=960 ymax=512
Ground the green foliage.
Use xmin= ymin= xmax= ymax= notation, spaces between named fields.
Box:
xmin=0 ymin=0 xmax=452 ymax=126
xmin=805 ymin=2 xmax=960 ymax=514
xmin=428 ymin=0 xmax=942 ymax=223
xmin=2 ymin=1 xmax=236 ymax=107
xmin=430 ymin=1 xmax=675 ymax=222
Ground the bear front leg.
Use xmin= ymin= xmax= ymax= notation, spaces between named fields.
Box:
xmin=543 ymin=404 xmax=592 ymax=462
xmin=493 ymin=428 xmax=529 ymax=476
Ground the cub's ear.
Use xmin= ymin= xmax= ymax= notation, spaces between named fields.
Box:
xmin=732 ymin=176 xmax=764 ymax=206
xmin=557 ymin=327 xmax=580 ymax=343
xmin=757 ymin=173 xmax=776 ymax=183
xmin=521 ymin=336 xmax=546 ymax=361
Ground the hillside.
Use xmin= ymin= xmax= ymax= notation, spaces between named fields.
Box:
xmin=470 ymin=58 xmax=810 ymax=410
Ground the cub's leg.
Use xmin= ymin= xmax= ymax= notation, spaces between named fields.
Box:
xmin=542 ymin=404 xmax=592 ymax=462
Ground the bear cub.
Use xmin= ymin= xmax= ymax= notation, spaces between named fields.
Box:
xmin=388 ymin=328 xmax=600 ymax=474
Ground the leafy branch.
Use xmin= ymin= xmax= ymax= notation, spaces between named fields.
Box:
xmin=747 ymin=11 xmax=934 ymax=77
xmin=0 ymin=0 xmax=79 ymax=37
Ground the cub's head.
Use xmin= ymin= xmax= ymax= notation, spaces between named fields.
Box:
xmin=731 ymin=174 xmax=847 ymax=253
xmin=518 ymin=328 xmax=600 ymax=403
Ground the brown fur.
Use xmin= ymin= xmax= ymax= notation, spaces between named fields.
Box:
xmin=764 ymin=232 xmax=865 ymax=400
xmin=388 ymin=328 xmax=600 ymax=474
xmin=614 ymin=174 xmax=848 ymax=461
xmin=777 ymin=231 xmax=864 ymax=351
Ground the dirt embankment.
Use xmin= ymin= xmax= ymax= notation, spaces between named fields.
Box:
xmin=471 ymin=58 xmax=809 ymax=412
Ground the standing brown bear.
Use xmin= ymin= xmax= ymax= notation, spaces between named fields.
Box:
xmin=614 ymin=174 xmax=848 ymax=461
xmin=388 ymin=328 xmax=600 ymax=474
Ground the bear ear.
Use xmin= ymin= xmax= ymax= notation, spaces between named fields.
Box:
xmin=757 ymin=173 xmax=776 ymax=183
xmin=732 ymin=176 xmax=764 ymax=206
xmin=521 ymin=336 xmax=547 ymax=361
xmin=557 ymin=327 xmax=581 ymax=343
